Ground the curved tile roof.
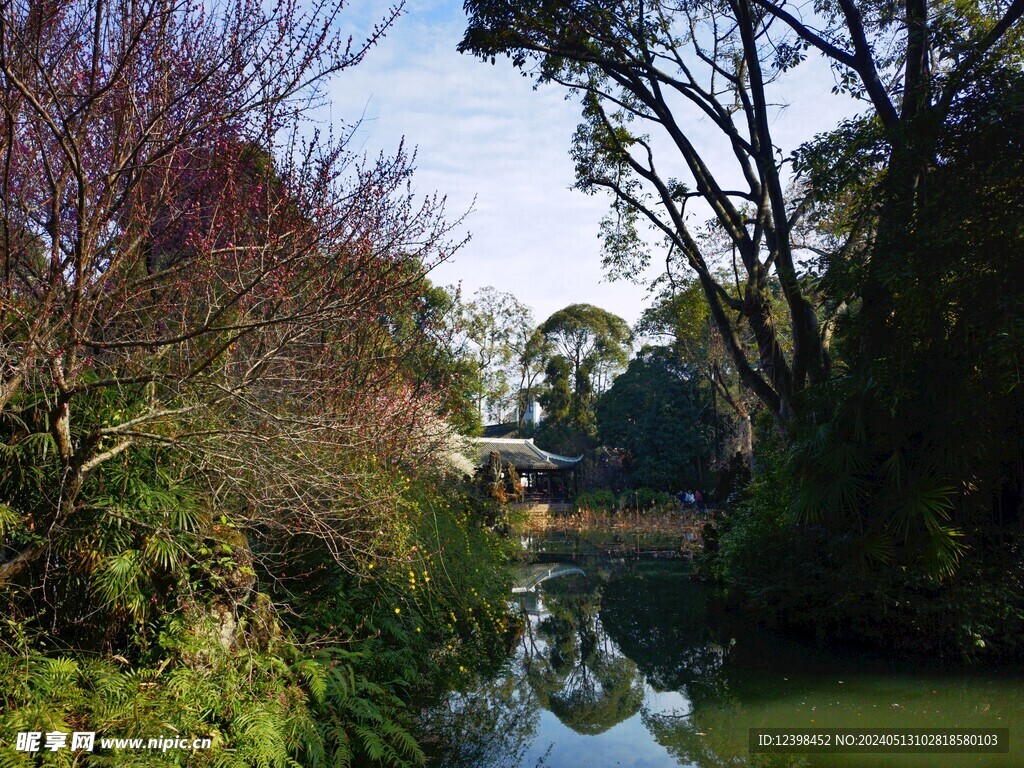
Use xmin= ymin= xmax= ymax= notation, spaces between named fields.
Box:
xmin=472 ymin=437 xmax=583 ymax=471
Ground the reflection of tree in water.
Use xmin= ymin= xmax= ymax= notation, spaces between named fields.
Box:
xmin=599 ymin=565 xmax=740 ymax=700
xmin=600 ymin=564 xmax=783 ymax=768
xmin=524 ymin=574 xmax=644 ymax=735
xmin=424 ymin=560 xmax=826 ymax=768
xmin=642 ymin=709 xmax=810 ymax=768
xmin=422 ymin=656 xmax=540 ymax=768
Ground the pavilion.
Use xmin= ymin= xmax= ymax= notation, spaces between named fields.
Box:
xmin=471 ymin=437 xmax=583 ymax=503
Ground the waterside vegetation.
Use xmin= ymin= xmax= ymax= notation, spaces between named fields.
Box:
xmin=2 ymin=0 xmax=1024 ymax=764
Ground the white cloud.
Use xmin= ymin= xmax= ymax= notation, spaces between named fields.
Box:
xmin=323 ymin=0 xmax=861 ymax=328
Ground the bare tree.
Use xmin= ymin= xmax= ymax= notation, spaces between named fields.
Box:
xmin=0 ymin=0 xmax=467 ymax=589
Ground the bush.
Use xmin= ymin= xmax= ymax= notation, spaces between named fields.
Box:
xmin=711 ymin=422 xmax=1024 ymax=663
xmin=0 ymin=446 xmax=518 ymax=767
xmin=575 ymin=487 xmax=684 ymax=515
xmin=575 ymin=489 xmax=618 ymax=513
xmin=635 ymin=489 xmax=675 ymax=509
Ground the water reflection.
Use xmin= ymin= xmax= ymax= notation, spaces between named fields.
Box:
xmin=525 ymin=574 xmax=644 ymax=736
xmin=424 ymin=558 xmax=1024 ymax=768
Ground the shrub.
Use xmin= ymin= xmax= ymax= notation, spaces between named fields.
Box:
xmin=575 ymin=489 xmax=617 ymax=513
xmin=712 ymin=422 xmax=1024 ymax=662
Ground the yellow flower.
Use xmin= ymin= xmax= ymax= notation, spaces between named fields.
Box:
xmin=394 ymin=608 xmax=400 ymax=614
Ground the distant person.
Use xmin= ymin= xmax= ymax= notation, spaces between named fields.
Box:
xmin=694 ymin=489 xmax=704 ymax=510
xmin=683 ymin=490 xmax=695 ymax=506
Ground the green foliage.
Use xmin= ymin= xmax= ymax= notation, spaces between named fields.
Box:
xmin=771 ymin=63 xmax=1024 ymax=581
xmin=620 ymin=489 xmax=675 ymax=511
xmin=394 ymin=281 xmax=484 ymax=437
xmin=0 ymin=383 xmax=516 ymax=766
xmin=288 ymin=474 xmax=518 ymax=706
xmin=0 ymin=625 xmax=424 ymax=768
xmin=574 ymin=488 xmax=675 ymax=514
xmin=596 ymin=346 xmax=716 ymax=491
xmin=537 ymin=304 xmax=632 ymax=436
xmin=713 ymin=418 xmax=1024 ymax=663
xmin=537 ymin=356 xmax=573 ymax=428
xmin=635 ymin=279 xmax=712 ymax=364
xmin=573 ymin=489 xmax=617 ymax=513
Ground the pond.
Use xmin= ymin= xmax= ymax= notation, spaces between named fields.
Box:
xmin=422 ymin=552 xmax=1024 ymax=767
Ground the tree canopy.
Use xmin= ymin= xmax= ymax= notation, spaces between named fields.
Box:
xmin=460 ymin=0 xmax=1024 ymax=659
xmin=460 ymin=0 xmax=1024 ymax=430
xmin=597 ymin=346 xmax=715 ymax=490
xmin=537 ymin=303 xmax=632 ymax=432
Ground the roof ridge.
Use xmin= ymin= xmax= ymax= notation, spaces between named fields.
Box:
xmin=533 ymin=445 xmax=585 ymax=463
xmin=526 ymin=442 xmax=548 ymax=461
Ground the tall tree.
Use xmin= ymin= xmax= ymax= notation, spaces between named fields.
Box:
xmin=786 ymin=67 xmax=1024 ymax=571
xmin=460 ymin=0 xmax=1024 ymax=430
xmin=463 ymin=286 xmax=535 ymax=422
xmin=460 ymin=0 xmax=828 ymax=427
xmin=748 ymin=0 xmax=1024 ymax=366
xmin=516 ymin=328 xmax=552 ymax=427
xmin=538 ymin=304 xmax=632 ymax=432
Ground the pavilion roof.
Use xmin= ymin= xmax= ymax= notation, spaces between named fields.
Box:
xmin=471 ymin=438 xmax=583 ymax=471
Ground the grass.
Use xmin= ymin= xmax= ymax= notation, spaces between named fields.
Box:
xmin=512 ymin=503 xmax=719 ymax=557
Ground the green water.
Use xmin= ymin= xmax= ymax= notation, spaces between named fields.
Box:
xmin=424 ymin=557 xmax=1024 ymax=767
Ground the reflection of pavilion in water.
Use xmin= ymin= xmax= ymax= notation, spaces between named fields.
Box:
xmin=512 ymin=562 xmax=587 ymax=599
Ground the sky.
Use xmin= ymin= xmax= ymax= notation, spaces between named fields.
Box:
xmin=325 ymin=0 xmax=863 ymax=328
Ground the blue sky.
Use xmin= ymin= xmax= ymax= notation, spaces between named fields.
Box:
xmin=326 ymin=0 xmax=862 ymax=327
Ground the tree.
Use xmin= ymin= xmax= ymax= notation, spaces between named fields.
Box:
xmin=460 ymin=0 xmax=1024 ymax=431
xmin=463 ymin=286 xmax=536 ymax=423
xmin=787 ymin=66 xmax=1024 ymax=571
xmin=537 ymin=303 xmax=632 ymax=433
xmin=597 ymin=346 xmax=715 ymax=490
xmin=460 ymin=0 xmax=828 ymax=428
xmin=0 ymin=0 xmax=464 ymax=604
xmin=637 ymin=277 xmax=759 ymax=460
xmin=389 ymin=281 xmax=484 ymax=436
xmin=539 ymin=354 xmax=573 ymax=426
xmin=750 ymin=0 xmax=1024 ymax=368
xmin=515 ymin=328 xmax=552 ymax=427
